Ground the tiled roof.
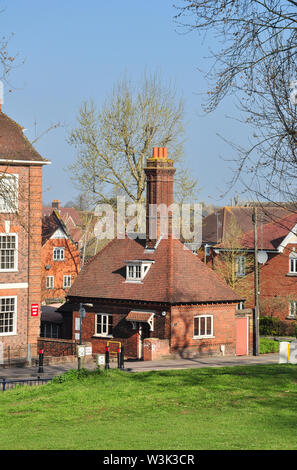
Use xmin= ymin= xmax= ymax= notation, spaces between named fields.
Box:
xmin=203 ymin=206 xmax=294 ymax=245
xmin=0 ymin=112 xmax=49 ymax=163
xmin=126 ymin=311 xmax=154 ymax=322
xmin=240 ymin=212 xmax=297 ymax=250
xmin=68 ymin=236 xmax=241 ymax=304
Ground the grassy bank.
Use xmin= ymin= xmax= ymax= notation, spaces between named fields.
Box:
xmin=1 ymin=365 xmax=297 ymax=450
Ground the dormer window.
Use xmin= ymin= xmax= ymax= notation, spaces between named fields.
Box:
xmin=125 ymin=260 xmax=154 ymax=282
xmin=289 ymin=251 xmax=297 ymax=274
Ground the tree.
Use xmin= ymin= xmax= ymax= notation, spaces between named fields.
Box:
xmin=174 ymin=1 xmax=297 ymax=208
xmin=67 ymin=73 xmax=198 ymax=206
xmin=211 ymin=215 xmax=254 ymax=299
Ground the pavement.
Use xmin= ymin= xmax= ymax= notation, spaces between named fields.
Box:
xmin=0 ymin=353 xmax=279 ymax=381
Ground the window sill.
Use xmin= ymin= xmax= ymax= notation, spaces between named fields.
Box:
xmin=124 ymin=280 xmax=143 ymax=284
xmin=286 ymin=316 xmax=297 ymax=320
xmin=92 ymin=334 xmax=113 ymax=339
xmin=193 ymin=335 xmax=215 ymax=340
xmin=286 ymin=273 xmax=297 ymax=277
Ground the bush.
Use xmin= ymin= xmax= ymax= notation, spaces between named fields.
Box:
xmin=260 ymin=316 xmax=297 ymax=337
xmin=260 ymin=337 xmax=279 ymax=354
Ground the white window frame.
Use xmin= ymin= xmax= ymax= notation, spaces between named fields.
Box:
xmin=63 ymin=275 xmax=71 ymax=288
xmin=95 ymin=313 xmax=113 ymax=337
xmin=236 ymin=255 xmax=246 ymax=277
xmin=0 ymin=233 xmax=18 ymax=272
xmin=46 ymin=276 xmax=54 ymax=289
xmin=0 ymin=295 xmax=17 ymax=336
xmin=289 ymin=252 xmax=297 ymax=274
xmin=289 ymin=301 xmax=297 ymax=318
xmin=53 ymin=247 xmax=65 ymax=261
xmin=125 ymin=260 xmax=154 ymax=282
xmin=0 ymin=174 xmax=18 ymax=213
xmin=193 ymin=315 xmax=214 ymax=339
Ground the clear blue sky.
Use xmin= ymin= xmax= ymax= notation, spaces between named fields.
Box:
xmin=1 ymin=0 xmax=248 ymax=207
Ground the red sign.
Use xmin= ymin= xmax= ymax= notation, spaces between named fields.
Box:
xmin=31 ymin=304 xmax=39 ymax=317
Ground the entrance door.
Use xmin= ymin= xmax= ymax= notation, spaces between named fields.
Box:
xmin=236 ymin=317 xmax=249 ymax=356
xmin=138 ymin=322 xmax=150 ymax=359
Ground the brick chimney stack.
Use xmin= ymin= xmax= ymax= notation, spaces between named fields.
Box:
xmin=144 ymin=147 xmax=176 ymax=249
xmin=52 ymin=199 xmax=61 ymax=211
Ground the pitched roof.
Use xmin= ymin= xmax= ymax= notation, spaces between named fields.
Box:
xmin=42 ymin=210 xmax=71 ymax=245
xmin=68 ymin=236 xmax=241 ymax=304
xmin=42 ymin=207 xmax=83 ymax=243
xmin=203 ymin=205 xmax=294 ymax=245
xmin=0 ymin=112 xmax=49 ymax=163
xmin=240 ymin=212 xmax=297 ymax=251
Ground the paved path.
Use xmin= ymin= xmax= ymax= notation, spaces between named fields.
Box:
xmin=0 ymin=353 xmax=279 ymax=380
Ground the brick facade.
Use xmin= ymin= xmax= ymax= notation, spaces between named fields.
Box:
xmin=0 ymin=112 xmax=49 ymax=361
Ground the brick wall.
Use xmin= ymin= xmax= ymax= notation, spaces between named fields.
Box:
xmin=0 ymin=164 xmax=43 ymax=359
xmin=170 ymin=303 xmax=237 ymax=357
xmin=42 ymin=237 xmax=80 ymax=302
xmin=71 ymin=301 xmax=170 ymax=360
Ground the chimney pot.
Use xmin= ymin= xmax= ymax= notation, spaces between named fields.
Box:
xmin=52 ymin=199 xmax=61 ymax=210
xmin=153 ymin=147 xmax=158 ymax=158
xmin=158 ymin=147 xmax=164 ymax=158
xmin=163 ymin=147 xmax=168 ymax=159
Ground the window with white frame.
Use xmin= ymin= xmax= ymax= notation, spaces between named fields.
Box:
xmin=236 ymin=255 xmax=246 ymax=277
xmin=193 ymin=315 xmax=213 ymax=338
xmin=125 ymin=260 xmax=154 ymax=282
xmin=289 ymin=301 xmax=297 ymax=318
xmin=53 ymin=247 xmax=65 ymax=261
xmin=289 ymin=252 xmax=297 ymax=274
xmin=46 ymin=276 xmax=54 ymax=289
xmin=0 ymin=174 xmax=18 ymax=213
xmin=0 ymin=296 xmax=16 ymax=335
xmin=95 ymin=314 xmax=113 ymax=337
xmin=0 ymin=234 xmax=17 ymax=271
xmin=63 ymin=275 xmax=71 ymax=288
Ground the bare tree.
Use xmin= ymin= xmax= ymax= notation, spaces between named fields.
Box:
xmin=174 ymin=1 xmax=297 ymax=208
xmin=67 ymin=73 xmax=198 ymax=205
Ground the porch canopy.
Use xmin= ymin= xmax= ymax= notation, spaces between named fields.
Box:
xmin=126 ymin=311 xmax=155 ymax=331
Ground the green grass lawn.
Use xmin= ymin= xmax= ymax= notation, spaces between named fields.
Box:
xmin=1 ymin=365 xmax=297 ymax=450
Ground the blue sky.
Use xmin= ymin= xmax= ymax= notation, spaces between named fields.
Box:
xmin=1 ymin=0 xmax=248 ymax=207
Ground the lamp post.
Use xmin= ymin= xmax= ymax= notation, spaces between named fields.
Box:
xmin=77 ymin=304 xmax=86 ymax=370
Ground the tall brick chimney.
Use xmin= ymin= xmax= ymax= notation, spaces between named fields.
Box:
xmin=52 ymin=199 xmax=60 ymax=211
xmin=144 ymin=147 xmax=176 ymax=248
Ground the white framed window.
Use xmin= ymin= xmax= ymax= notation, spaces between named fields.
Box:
xmin=289 ymin=301 xmax=297 ymax=318
xmin=289 ymin=252 xmax=297 ymax=274
xmin=63 ymin=275 xmax=71 ymax=288
xmin=0 ymin=174 xmax=18 ymax=213
xmin=53 ymin=247 xmax=65 ymax=261
xmin=0 ymin=296 xmax=17 ymax=335
xmin=125 ymin=260 xmax=154 ymax=282
xmin=46 ymin=276 xmax=54 ymax=289
xmin=236 ymin=255 xmax=246 ymax=277
xmin=0 ymin=234 xmax=17 ymax=271
xmin=95 ymin=314 xmax=113 ymax=337
xmin=193 ymin=315 xmax=214 ymax=338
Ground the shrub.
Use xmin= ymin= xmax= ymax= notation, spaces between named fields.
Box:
xmin=260 ymin=337 xmax=279 ymax=354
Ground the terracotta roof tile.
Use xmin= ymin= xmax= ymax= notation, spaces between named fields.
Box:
xmin=68 ymin=236 xmax=240 ymax=304
xmin=0 ymin=112 xmax=49 ymax=163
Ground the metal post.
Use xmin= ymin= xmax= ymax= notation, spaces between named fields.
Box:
xmin=253 ymin=207 xmax=259 ymax=356
xmin=120 ymin=345 xmax=124 ymax=369
xmin=117 ymin=348 xmax=121 ymax=369
xmin=105 ymin=346 xmax=110 ymax=369
xmin=38 ymin=348 xmax=44 ymax=374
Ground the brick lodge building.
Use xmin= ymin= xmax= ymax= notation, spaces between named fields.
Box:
xmin=0 ymin=110 xmax=50 ymax=363
xmin=62 ymin=147 xmax=252 ymax=360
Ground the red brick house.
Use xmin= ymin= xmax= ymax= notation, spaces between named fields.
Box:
xmin=42 ymin=200 xmax=83 ymax=249
xmin=203 ymin=206 xmax=297 ymax=326
xmin=41 ymin=210 xmax=80 ymax=303
xmin=0 ymin=110 xmax=50 ymax=362
xmin=62 ymin=147 xmax=249 ymax=360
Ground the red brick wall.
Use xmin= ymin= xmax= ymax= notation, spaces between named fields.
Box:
xmin=170 ymin=303 xmax=237 ymax=357
xmin=0 ymin=164 xmax=43 ymax=358
xmin=42 ymin=237 xmax=80 ymax=301
xmin=71 ymin=302 xmax=170 ymax=360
